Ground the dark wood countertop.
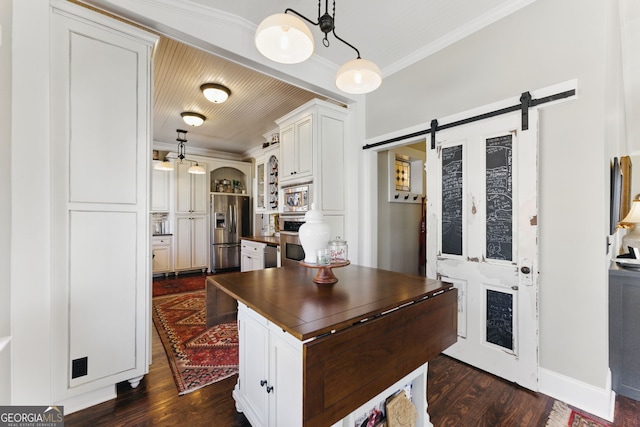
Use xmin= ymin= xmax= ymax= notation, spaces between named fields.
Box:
xmin=241 ymin=235 xmax=280 ymax=246
xmin=208 ymin=265 xmax=453 ymax=340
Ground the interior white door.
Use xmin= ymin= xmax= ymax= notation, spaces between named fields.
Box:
xmin=426 ymin=110 xmax=539 ymax=390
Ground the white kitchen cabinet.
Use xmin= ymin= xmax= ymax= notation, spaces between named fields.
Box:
xmin=254 ymin=145 xmax=279 ymax=213
xmin=175 ymin=160 xmax=208 ymax=214
xmin=151 ymin=162 xmax=170 ymax=212
xmin=49 ymin=0 xmax=156 ymax=409
xmin=234 ymin=304 xmax=302 ymax=427
xmin=174 ymin=215 xmax=208 ymax=273
xmin=241 ymin=240 xmax=278 ymax=272
xmin=174 ymin=160 xmax=208 ymax=273
xmin=276 ymin=99 xmax=348 ymax=215
xmin=279 ymin=114 xmax=313 ymax=183
xmin=152 ymin=236 xmax=173 ymax=275
xmin=241 ymin=244 xmax=265 ymax=272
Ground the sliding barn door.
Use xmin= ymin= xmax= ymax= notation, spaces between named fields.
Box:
xmin=426 ymin=111 xmax=539 ymax=390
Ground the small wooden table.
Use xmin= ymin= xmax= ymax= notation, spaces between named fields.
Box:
xmin=209 ymin=264 xmax=457 ymax=426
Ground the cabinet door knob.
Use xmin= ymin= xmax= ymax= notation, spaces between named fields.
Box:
xmin=520 ymin=266 xmax=531 ymax=274
xmin=266 ymin=385 xmax=274 ymax=393
xmin=260 ymin=379 xmax=267 ymax=387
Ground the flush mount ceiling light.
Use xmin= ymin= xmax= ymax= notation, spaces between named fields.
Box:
xmin=255 ymin=0 xmax=382 ymax=94
xmin=200 ymin=83 xmax=231 ymax=103
xmin=175 ymin=129 xmax=206 ymax=175
xmin=181 ymin=111 xmax=206 ymax=127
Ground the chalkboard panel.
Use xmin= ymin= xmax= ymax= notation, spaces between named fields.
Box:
xmin=486 ymin=289 xmax=513 ymax=350
xmin=485 ymin=135 xmax=513 ymax=261
xmin=442 ymin=145 xmax=463 ymax=255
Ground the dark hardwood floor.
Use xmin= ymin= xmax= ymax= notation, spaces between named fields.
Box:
xmin=64 ymin=323 xmax=640 ymax=426
xmin=64 ymin=273 xmax=639 ymax=426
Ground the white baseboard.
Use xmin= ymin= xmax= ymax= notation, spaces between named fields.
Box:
xmin=55 ymin=385 xmax=116 ymax=415
xmin=539 ymin=367 xmax=615 ymax=422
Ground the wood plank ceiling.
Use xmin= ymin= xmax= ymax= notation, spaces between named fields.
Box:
xmin=153 ymin=36 xmax=331 ymax=155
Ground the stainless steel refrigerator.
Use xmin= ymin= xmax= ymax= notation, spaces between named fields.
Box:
xmin=210 ymin=193 xmax=251 ymax=272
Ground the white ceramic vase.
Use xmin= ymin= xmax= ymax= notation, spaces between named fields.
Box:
xmin=298 ymin=203 xmax=330 ymax=264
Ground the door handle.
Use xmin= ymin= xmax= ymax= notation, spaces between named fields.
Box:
xmin=519 ymin=261 xmax=534 ymax=286
xmin=232 ymin=205 xmax=237 ymax=234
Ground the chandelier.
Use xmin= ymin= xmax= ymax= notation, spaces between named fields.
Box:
xmin=255 ymin=0 xmax=382 ymax=94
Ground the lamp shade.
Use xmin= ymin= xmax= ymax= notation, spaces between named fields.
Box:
xmin=620 ymin=199 xmax=640 ymax=225
xmin=200 ymin=83 xmax=230 ymax=103
xmin=621 ymin=199 xmax=640 ymax=250
xmin=181 ymin=112 xmax=206 ymax=127
xmin=255 ymin=13 xmax=314 ymax=64
xmin=335 ymin=58 xmax=382 ymax=94
xmin=188 ymin=163 xmax=206 ymax=175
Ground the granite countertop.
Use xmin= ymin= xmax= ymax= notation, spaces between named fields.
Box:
xmin=242 ymin=235 xmax=280 ymax=246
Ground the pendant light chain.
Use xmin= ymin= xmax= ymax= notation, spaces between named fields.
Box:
xmin=176 ymin=129 xmax=188 ymax=163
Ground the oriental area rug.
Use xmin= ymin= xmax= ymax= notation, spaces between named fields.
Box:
xmin=152 ymin=290 xmax=238 ymax=395
xmin=152 ymin=273 xmax=208 ymax=297
xmin=546 ymin=401 xmax=610 ymax=427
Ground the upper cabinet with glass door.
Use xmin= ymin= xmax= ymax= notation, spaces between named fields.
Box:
xmin=254 ymin=143 xmax=279 ymax=213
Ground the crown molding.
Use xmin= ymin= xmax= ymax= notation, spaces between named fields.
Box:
xmin=383 ymin=0 xmax=537 ymax=77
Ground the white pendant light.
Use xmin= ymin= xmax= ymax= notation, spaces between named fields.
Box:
xmin=181 ymin=112 xmax=206 ymax=127
xmin=188 ymin=162 xmax=206 ymax=175
xmin=254 ymin=2 xmax=382 ymax=94
xmin=200 ymin=83 xmax=231 ymax=103
xmin=154 ymin=159 xmax=174 ymax=171
xmin=255 ymin=13 xmax=314 ymax=64
xmin=335 ymin=58 xmax=382 ymax=94
xmin=173 ymin=129 xmax=204 ymax=174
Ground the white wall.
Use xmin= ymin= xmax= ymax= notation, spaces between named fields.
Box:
xmin=0 ymin=0 xmax=12 ymax=405
xmin=365 ymin=0 xmax=615 ymax=411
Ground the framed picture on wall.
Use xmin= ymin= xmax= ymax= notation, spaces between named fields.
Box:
xmin=621 ymin=156 xmax=632 ymax=217
xmin=611 ymin=157 xmax=622 ymax=235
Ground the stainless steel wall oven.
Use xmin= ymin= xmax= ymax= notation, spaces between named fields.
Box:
xmin=279 ymin=214 xmax=306 ymax=267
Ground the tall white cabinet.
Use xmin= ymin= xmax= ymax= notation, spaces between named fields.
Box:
xmin=50 ymin=0 xmax=157 ymax=411
xmin=174 ymin=160 xmax=209 ymax=273
xmin=175 ymin=160 xmax=208 ymax=215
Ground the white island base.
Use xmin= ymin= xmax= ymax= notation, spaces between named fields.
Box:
xmin=233 ymin=303 xmax=433 ymax=427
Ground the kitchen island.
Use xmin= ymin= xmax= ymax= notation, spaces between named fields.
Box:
xmin=209 ymin=264 xmax=457 ymax=427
